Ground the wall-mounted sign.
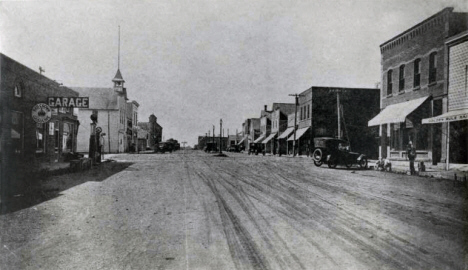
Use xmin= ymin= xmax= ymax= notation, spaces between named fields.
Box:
xmin=49 ymin=122 xmax=55 ymax=135
xmin=48 ymin=97 xmax=89 ymax=108
xmin=32 ymin=103 xmax=52 ymax=123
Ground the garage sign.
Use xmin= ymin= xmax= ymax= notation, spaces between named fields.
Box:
xmin=48 ymin=97 xmax=89 ymax=108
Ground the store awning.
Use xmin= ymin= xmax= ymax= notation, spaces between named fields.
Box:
xmin=422 ymin=108 xmax=468 ymax=124
xmin=237 ymin=136 xmax=246 ymax=145
xmin=278 ymin=127 xmax=295 ymax=139
xmin=262 ymin=133 xmax=277 ymax=144
xmin=368 ymin=96 xmax=429 ymax=126
xmin=287 ymin=127 xmax=309 ymax=141
xmin=253 ymin=135 xmax=265 ymax=143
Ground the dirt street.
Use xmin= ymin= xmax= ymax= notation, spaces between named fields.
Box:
xmin=1 ymin=151 xmax=467 ymax=269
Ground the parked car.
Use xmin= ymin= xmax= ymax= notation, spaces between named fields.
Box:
xmin=204 ymin=142 xmax=218 ymax=152
xmin=312 ymin=137 xmax=367 ymax=169
xmin=227 ymin=145 xmax=240 ymax=152
xmin=157 ymin=141 xmax=173 ymax=153
xmin=248 ymin=143 xmax=261 ymax=155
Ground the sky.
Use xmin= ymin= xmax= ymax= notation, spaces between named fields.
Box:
xmin=1 ymin=0 xmax=467 ymax=146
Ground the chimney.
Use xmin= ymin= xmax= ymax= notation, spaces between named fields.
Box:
xmin=264 ymin=105 xmax=267 ymax=112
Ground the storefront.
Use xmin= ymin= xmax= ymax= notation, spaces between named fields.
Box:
xmin=368 ymin=96 xmax=441 ymax=161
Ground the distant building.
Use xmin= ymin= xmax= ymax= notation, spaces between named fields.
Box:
xmin=147 ymin=114 xmax=162 ymax=149
xmin=126 ymin=100 xmax=139 ymax=151
xmin=369 ymin=7 xmax=468 ymax=162
xmin=72 ymin=69 xmax=128 ymax=153
xmin=263 ymin=103 xmax=295 ymax=154
xmin=137 ymin=122 xmax=150 ymax=151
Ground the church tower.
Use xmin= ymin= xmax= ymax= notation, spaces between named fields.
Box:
xmin=113 ymin=25 xmax=125 ymax=94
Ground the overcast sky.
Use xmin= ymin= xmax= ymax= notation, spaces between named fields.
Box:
xmin=1 ymin=0 xmax=466 ymax=146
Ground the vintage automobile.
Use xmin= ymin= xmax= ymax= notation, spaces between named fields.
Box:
xmin=312 ymin=137 xmax=367 ymax=169
xmin=157 ymin=141 xmax=174 ymax=153
xmin=227 ymin=145 xmax=240 ymax=152
xmin=204 ymin=142 xmax=218 ymax=153
xmin=248 ymin=143 xmax=261 ymax=155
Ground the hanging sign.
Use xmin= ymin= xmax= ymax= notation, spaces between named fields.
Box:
xmin=32 ymin=103 xmax=52 ymax=123
xmin=48 ymin=97 xmax=89 ymax=108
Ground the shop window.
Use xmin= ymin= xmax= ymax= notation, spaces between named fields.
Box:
xmin=36 ymin=123 xmax=45 ymax=153
xmin=62 ymin=123 xmax=73 ymax=153
xmin=413 ymin=59 xmax=421 ymax=88
xmin=416 ymin=124 xmax=430 ymax=150
xmin=429 ymin=52 xmax=437 ymax=84
xmin=387 ymin=70 xmax=393 ymax=95
xmin=54 ymin=121 xmax=60 ymax=152
xmin=399 ymin=65 xmax=405 ymax=91
xmin=11 ymin=111 xmax=23 ymax=155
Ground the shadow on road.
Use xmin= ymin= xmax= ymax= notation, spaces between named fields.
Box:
xmin=1 ymin=161 xmax=133 ymax=215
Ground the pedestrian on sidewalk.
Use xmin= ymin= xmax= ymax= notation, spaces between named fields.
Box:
xmin=407 ymin=141 xmax=417 ymax=175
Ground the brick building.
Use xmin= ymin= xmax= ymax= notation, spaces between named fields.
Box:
xmin=369 ymin=8 xmax=468 ymax=162
xmin=72 ymin=69 xmax=129 ymax=153
xmin=263 ymin=103 xmax=295 ymax=154
xmin=1 ymin=54 xmax=80 ymax=195
xmin=422 ymin=30 xmax=468 ymax=164
xmin=126 ymin=100 xmax=139 ymax=151
xmin=146 ymin=114 xmax=163 ymax=150
xmin=292 ymin=86 xmax=380 ymax=157
xmin=240 ymin=118 xmax=260 ymax=152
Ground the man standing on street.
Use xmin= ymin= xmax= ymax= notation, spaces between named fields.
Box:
xmin=407 ymin=141 xmax=417 ymax=175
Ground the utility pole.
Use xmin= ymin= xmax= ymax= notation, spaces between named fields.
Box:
xmin=212 ymin=125 xmax=215 ymax=146
xmin=181 ymin=141 xmax=187 ymax=154
xmin=289 ymin=94 xmax=302 ymax=156
xmin=219 ymin=119 xmax=223 ymax=154
xmin=337 ymin=91 xmax=341 ymax=139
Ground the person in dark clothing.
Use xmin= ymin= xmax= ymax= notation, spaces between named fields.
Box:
xmin=407 ymin=141 xmax=417 ymax=175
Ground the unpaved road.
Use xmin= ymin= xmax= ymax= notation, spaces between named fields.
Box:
xmin=1 ymin=151 xmax=467 ymax=269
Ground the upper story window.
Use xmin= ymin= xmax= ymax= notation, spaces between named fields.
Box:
xmin=413 ymin=58 xmax=421 ymax=88
xmin=399 ymin=65 xmax=405 ymax=91
xmin=429 ymin=52 xmax=437 ymax=84
xmin=387 ymin=69 xmax=393 ymax=96
xmin=307 ymin=105 xmax=310 ymax=119
xmin=14 ymin=83 xmax=23 ymax=97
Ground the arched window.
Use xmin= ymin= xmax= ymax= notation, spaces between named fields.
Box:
xmin=387 ymin=69 xmax=393 ymax=96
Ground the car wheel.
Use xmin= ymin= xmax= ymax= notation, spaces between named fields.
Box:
xmin=327 ymin=159 xmax=337 ymax=168
xmin=313 ymin=149 xmax=323 ymax=162
xmin=314 ymin=160 xmax=323 ymax=167
xmin=345 ymin=159 xmax=353 ymax=168
xmin=359 ymin=158 xmax=368 ymax=169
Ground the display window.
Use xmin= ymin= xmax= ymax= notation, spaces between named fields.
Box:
xmin=36 ymin=123 xmax=45 ymax=153
xmin=11 ymin=111 xmax=23 ymax=155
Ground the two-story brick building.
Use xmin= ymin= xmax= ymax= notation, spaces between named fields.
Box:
xmin=291 ymin=86 xmax=380 ymax=157
xmin=368 ymin=8 xmax=468 ymax=163
xmin=262 ymin=103 xmax=295 ymax=154
xmin=422 ymin=30 xmax=468 ymax=165
xmin=1 ymin=54 xmax=80 ymax=196
xmin=126 ymin=100 xmax=139 ymax=151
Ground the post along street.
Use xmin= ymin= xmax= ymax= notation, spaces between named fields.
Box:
xmin=48 ymin=97 xmax=89 ymax=108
